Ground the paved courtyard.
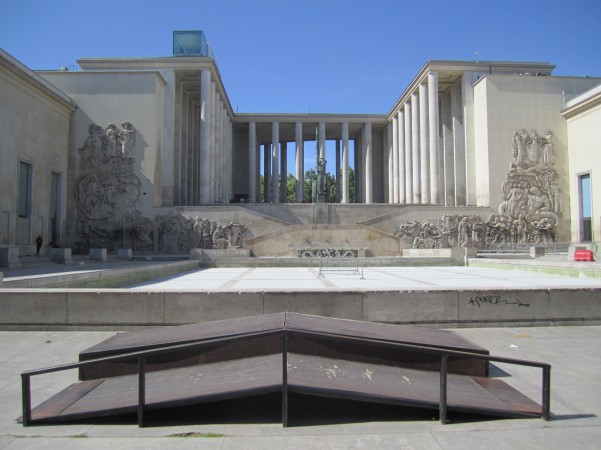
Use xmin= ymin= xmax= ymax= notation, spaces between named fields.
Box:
xmin=128 ymin=265 xmax=601 ymax=291
xmin=1 ymin=325 xmax=601 ymax=449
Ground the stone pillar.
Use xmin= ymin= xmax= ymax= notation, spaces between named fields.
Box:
xmin=263 ymin=143 xmax=271 ymax=203
xmin=404 ymin=102 xmax=413 ymax=202
xmin=295 ymin=121 xmax=304 ymax=203
xmin=391 ymin=117 xmax=399 ymax=203
xmin=280 ymin=142 xmax=287 ymax=203
xmin=335 ymin=139 xmax=341 ymax=202
xmin=216 ymin=99 xmax=224 ymax=202
xmin=341 ymin=122 xmax=349 ymax=204
xmin=419 ymin=83 xmax=430 ymax=204
xmin=255 ymin=141 xmax=261 ymax=201
xmin=440 ymin=92 xmax=454 ymax=206
xmin=364 ymin=122 xmax=372 ymax=204
xmin=411 ymin=93 xmax=420 ymax=203
xmin=199 ymin=69 xmax=211 ymax=204
xmin=397 ymin=110 xmax=406 ymax=203
xmin=248 ymin=122 xmax=257 ymax=203
xmin=451 ymin=80 xmax=466 ymax=206
xmin=428 ymin=72 xmax=441 ymax=205
xmin=318 ymin=121 xmax=326 ymax=161
xmin=209 ymin=82 xmax=217 ymax=203
xmin=387 ymin=123 xmax=393 ymax=203
xmin=271 ymin=122 xmax=280 ymax=203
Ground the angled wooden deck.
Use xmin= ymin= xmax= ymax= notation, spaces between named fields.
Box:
xmin=27 ymin=353 xmax=541 ymax=424
xmin=22 ymin=313 xmax=548 ymax=426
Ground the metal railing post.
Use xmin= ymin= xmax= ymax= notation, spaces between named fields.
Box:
xmin=138 ymin=356 xmax=146 ymax=427
xmin=21 ymin=374 xmax=31 ymax=427
xmin=439 ymin=354 xmax=448 ymax=424
xmin=282 ymin=332 xmax=288 ymax=427
xmin=542 ymin=365 xmax=551 ymax=420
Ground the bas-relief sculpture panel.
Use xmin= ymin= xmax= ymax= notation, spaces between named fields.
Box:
xmin=73 ymin=122 xmax=246 ymax=253
xmin=396 ymin=129 xmax=562 ymax=249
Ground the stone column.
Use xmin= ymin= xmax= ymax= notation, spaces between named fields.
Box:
xmin=451 ymin=79 xmax=466 ymax=206
xmin=271 ymin=122 xmax=280 ymax=203
xmin=419 ymin=83 xmax=429 ymax=204
xmin=216 ymin=98 xmax=224 ymax=202
xmin=391 ymin=117 xmax=399 ymax=203
xmin=440 ymin=91 xmax=454 ymax=206
xmin=280 ymin=142 xmax=287 ymax=203
xmin=255 ymin=141 xmax=261 ymax=202
xmin=209 ymin=82 xmax=217 ymax=203
xmin=264 ymin=143 xmax=271 ymax=203
xmin=397 ymin=110 xmax=405 ymax=203
xmin=404 ymin=102 xmax=413 ymax=202
xmin=387 ymin=123 xmax=394 ymax=203
xmin=411 ymin=93 xmax=420 ymax=203
xmin=199 ymin=69 xmax=211 ymax=204
xmin=428 ymin=72 xmax=441 ymax=205
xmin=364 ymin=122 xmax=372 ymax=204
xmin=295 ymin=121 xmax=304 ymax=203
xmin=341 ymin=122 xmax=349 ymax=204
xmin=335 ymin=139 xmax=341 ymax=202
xmin=248 ymin=122 xmax=257 ymax=203
xmin=318 ymin=121 xmax=326 ymax=161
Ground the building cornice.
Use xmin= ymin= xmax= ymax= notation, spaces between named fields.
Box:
xmin=232 ymin=113 xmax=387 ymax=123
xmin=77 ymin=56 xmax=234 ymax=117
xmin=386 ymin=60 xmax=555 ymax=120
xmin=0 ymin=49 xmax=77 ymax=113
xmin=562 ymin=83 xmax=601 ymax=119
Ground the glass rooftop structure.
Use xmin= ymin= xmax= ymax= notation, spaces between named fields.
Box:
xmin=173 ymin=30 xmax=212 ymax=57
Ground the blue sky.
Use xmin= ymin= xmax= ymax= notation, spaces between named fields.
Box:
xmin=2 ymin=0 xmax=600 ymax=174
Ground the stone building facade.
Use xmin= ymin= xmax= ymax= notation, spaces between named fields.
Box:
xmin=1 ymin=32 xmax=600 ymax=255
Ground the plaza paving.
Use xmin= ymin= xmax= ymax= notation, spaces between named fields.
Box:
xmin=1 ymin=256 xmax=601 ymax=448
xmin=1 ymin=325 xmax=600 ymax=449
xmin=128 ymin=264 xmax=601 ymax=291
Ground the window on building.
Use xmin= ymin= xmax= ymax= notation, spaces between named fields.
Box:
xmin=18 ymin=161 xmax=32 ymax=218
xmin=579 ymin=173 xmax=592 ymax=242
xmin=50 ymin=172 xmax=62 ymax=244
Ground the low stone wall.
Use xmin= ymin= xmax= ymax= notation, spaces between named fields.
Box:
xmin=1 ymin=287 xmax=600 ymax=330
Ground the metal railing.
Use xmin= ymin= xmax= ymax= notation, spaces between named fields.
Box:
xmin=21 ymin=327 xmax=551 ymax=427
xmin=318 ymin=257 xmax=364 ymax=279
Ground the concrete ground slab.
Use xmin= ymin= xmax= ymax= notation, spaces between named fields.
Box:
xmin=128 ymin=266 xmax=601 ymax=292
xmin=2 ymin=326 xmax=601 ymax=449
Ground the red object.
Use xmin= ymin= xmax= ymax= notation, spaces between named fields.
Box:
xmin=574 ymin=249 xmax=595 ymax=261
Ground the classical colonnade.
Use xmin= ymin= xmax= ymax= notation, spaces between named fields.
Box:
xmin=191 ymin=68 xmax=468 ymax=206
xmin=387 ymin=72 xmax=442 ymax=205
xmin=196 ymin=69 xmax=233 ymax=205
xmin=246 ymin=120 xmax=355 ymax=204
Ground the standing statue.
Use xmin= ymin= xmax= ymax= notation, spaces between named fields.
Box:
xmin=106 ymin=124 xmax=118 ymax=157
xmin=542 ymin=130 xmax=554 ymax=165
xmin=313 ymin=158 xmax=327 ymax=203
xmin=118 ymin=122 xmax=136 ymax=158
xmin=457 ymin=217 xmax=471 ymax=247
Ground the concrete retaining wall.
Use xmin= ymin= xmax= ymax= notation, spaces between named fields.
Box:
xmin=1 ymin=287 xmax=600 ymax=330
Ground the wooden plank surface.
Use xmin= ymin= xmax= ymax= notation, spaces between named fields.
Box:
xmin=80 ymin=313 xmax=287 ymax=358
xmin=30 ymin=352 xmax=541 ymax=424
xmin=287 ymin=354 xmax=541 ymax=417
xmin=32 ymin=355 xmax=282 ymax=422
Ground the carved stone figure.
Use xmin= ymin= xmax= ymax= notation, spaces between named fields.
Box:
xmin=513 ymin=214 xmax=529 ymax=244
xmin=313 ymin=158 xmax=327 ymax=203
xmin=531 ymin=217 xmax=555 ymax=245
xmin=118 ymin=122 xmax=136 ymax=158
xmin=512 ymin=130 xmax=526 ymax=165
xmin=396 ymin=220 xmax=420 ymax=240
xmin=457 ymin=217 xmax=471 ymax=248
xmin=527 ymin=129 xmax=542 ymax=163
xmin=106 ymin=124 xmax=118 ymax=157
xmin=542 ymin=130 xmax=554 ymax=165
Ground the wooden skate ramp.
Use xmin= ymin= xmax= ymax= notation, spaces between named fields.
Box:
xmin=21 ymin=313 xmax=550 ymax=426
